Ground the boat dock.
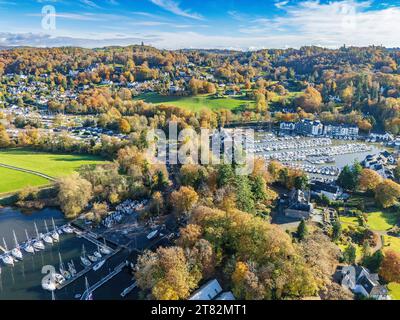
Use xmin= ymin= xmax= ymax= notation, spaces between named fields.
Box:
xmin=56 ymin=248 xmax=119 ymax=290
xmin=80 ymin=261 xmax=128 ymax=300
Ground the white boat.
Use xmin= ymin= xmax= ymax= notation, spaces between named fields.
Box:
xmin=33 ymin=222 xmax=45 ymax=250
xmin=51 ymin=218 xmax=59 ymax=242
xmin=23 ymin=229 xmax=35 ymax=254
xmin=88 ymin=254 xmax=98 ymax=263
xmin=99 ymin=239 xmax=111 ymax=255
xmin=53 ymin=273 xmax=66 ymax=285
xmin=68 ymin=260 xmax=77 ymax=276
xmin=146 ymin=230 xmax=158 ymax=240
xmin=58 ymin=252 xmax=71 ymax=280
xmin=93 ymin=259 xmax=105 ymax=271
xmin=80 ymin=245 xmax=91 ymax=267
xmin=11 ymin=230 xmax=23 ymax=260
xmin=62 ymin=225 xmax=74 ymax=234
xmin=43 ymin=221 xmax=53 ymax=244
xmin=93 ymin=245 xmax=102 ymax=259
xmin=2 ymin=255 xmax=14 ymax=265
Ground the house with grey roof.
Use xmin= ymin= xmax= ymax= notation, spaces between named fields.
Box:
xmin=335 ymin=265 xmax=389 ymax=300
xmin=189 ymin=279 xmax=235 ymax=301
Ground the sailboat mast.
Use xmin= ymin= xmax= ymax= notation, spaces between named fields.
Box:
xmin=13 ymin=230 xmax=18 ymax=248
xmin=25 ymin=229 xmax=30 ymax=242
xmin=44 ymin=220 xmax=49 ymax=233
xmin=2 ymin=238 xmax=8 ymax=251
xmin=34 ymin=222 xmax=40 ymax=238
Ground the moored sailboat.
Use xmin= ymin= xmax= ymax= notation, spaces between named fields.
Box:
xmin=11 ymin=230 xmax=23 ymax=260
xmin=23 ymin=229 xmax=35 ymax=254
xmin=33 ymin=222 xmax=45 ymax=250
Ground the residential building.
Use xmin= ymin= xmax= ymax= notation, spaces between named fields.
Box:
xmin=335 ymin=265 xmax=389 ymax=300
xmin=310 ymin=181 xmax=342 ymax=201
xmin=295 ymin=119 xmax=323 ymax=136
xmin=284 ymin=189 xmax=314 ymax=219
xmin=189 ymin=279 xmax=235 ymax=300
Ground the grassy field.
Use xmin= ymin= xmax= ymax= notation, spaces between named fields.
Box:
xmin=366 ymin=211 xmax=398 ymax=231
xmin=383 ymin=235 xmax=400 ymax=253
xmin=0 ymin=167 xmax=50 ymax=194
xmin=0 ymin=148 xmax=106 ymax=194
xmin=388 ymin=282 xmax=400 ymax=300
xmin=135 ymin=93 xmax=255 ymax=112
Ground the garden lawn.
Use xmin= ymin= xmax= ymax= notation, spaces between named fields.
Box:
xmin=383 ymin=235 xmax=400 ymax=253
xmin=388 ymin=282 xmax=400 ymax=300
xmin=0 ymin=167 xmax=50 ymax=194
xmin=135 ymin=93 xmax=255 ymax=112
xmin=340 ymin=216 xmax=360 ymax=231
xmin=366 ymin=211 xmax=397 ymax=231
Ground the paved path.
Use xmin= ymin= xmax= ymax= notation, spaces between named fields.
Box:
xmin=0 ymin=163 xmax=56 ymax=181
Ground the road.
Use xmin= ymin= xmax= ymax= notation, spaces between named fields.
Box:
xmin=0 ymin=163 xmax=56 ymax=181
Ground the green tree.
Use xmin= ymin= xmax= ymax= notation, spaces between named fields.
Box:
xmin=332 ymin=221 xmax=342 ymax=241
xmin=343 ymin=244 xmax=356 ymax=264
xmin=297 ymin=219 xmax=308 ymax=241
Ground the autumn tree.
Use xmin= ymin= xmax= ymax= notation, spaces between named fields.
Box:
xmin=296 ymin=86 xmax=322 ymax=113
xmin=57 ymin=174 xmax=93 ymax=218
xmin=135 ymin=247 xmax=198 ymax=300
xmin=0 ymin=127 xmax=10 ymax=147
xmin=170 ymin=186 xmax=199 ymax=217
xmin=375 ymin=179 xmax=400 ymax=208
xmin=358 ymin=168 xmax=383 ymax=193
xmin=379 ymin=250 xmax=400 ymax=283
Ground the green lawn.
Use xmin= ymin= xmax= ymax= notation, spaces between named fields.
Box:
xmin=383 ymin=235 xmax=400 ymax=253
xmin=388 ymin=282 xmax=400 ymax=300
xmin=0 ymin=167 xmax=50 ymax=194
xmin=135 ymin=93 xmax=255 ymax=112
xmin=340 ymin=216 xmax=360 ymax=230
xmin=366 ymin=211 xmax=398 ymax=231
xmin=0 ymin=148 xmax=106 ymax=194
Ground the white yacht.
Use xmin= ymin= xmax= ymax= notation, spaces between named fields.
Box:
xmin=11 ymin=230 xmax=23 ymax=260
xmin=1 ymin=238 xmax=14 ymax=265
xmin=43 ymin=221 xmax=53 ymax=244
xmin=51 ymin=218 xmax=60 ymax=242
xmin=1 ymin=254 xmax=14 ymax=266
xmin=80 ymin=244 xmax=91 ymax=267
xmin=68 ymin=260 xmax=77 ymax=276
xmin=58 ymin=252 xmax=71 ymax=280
xmin=23 ymin=229 xmax=35 ymax=254
xmin=53 ymin=273 xmax=66 ymax=285
xmin=33 ymin=222 xmax=45 ymax=250
xmin=88 ymin=254 xmax=98 ymax=263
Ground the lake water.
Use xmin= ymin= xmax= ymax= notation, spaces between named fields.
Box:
xmin=0 ymin=207 xmax=136 ymax=300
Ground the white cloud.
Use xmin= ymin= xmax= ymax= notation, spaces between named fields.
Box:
xmin=149 ymin=0 xmax=203 ymax=20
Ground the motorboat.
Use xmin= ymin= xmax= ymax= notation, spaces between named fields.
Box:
xmin=99 ymin=239 xmax=111 ymax=255
xmin=146 ymin=230 xmax=158 ymax=240
xmin=62 ymin=225 xmax=74 ymax=234
xmin=88 ymin=254 xmax=98 ymax=263
xmin=93 ymin=259 xmax=105 ymax=271
xmin=23 ymin=229 xmax=35 ymax=254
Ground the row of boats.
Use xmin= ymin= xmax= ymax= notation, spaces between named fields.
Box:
xmin=261 ymin=143 xmax=372 ymax=162
xmin=1 ymin=219 xmax=74 ymax=266
xmin=250 ymin=137 xmax=332 ymax=153
xmin=42 ymin=242 xmax=112 ymax=291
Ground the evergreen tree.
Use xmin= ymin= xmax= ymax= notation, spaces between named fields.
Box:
xmin=297 ymin=219 xmax=308 ymax=241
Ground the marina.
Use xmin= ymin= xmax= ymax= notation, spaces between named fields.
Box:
xmin=0 ymin=207 xmax=137 ymax=300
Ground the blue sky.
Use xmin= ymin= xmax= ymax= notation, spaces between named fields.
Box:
xmin=1 ymin=0 xmax=400 ymax=49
